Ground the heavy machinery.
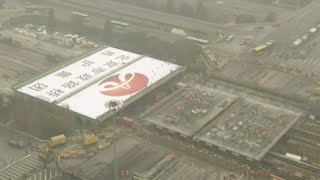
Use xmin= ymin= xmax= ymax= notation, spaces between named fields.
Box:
xmin=58 ymin=149 xmax=87 ymax=159
xmin=48 ymin=134 xmax=66 ymax=148
xmin=39 ymin=132 xmax=113 ymax=163
xmin=83 ymin=134 xmax=98 ymax=145
xmin=200 ymin=45 xmax=223 ymax=70
xmin=38 ymin=134 xmax=77 ymax=162
xmin=39 ymin=147 xmax=57 ymax=162
xmin=39 ymin=146 xmax=89 ymax=161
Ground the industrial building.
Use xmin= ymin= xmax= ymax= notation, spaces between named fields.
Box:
xmin=15 ymin=46 xmax=185 ymax=124
xmin=1 ymin=0 xmax=320 ymax=179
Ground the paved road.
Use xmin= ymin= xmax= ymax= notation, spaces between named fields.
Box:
xmin=0 ymin=154 xmax=42 ymax=180
xmin=35 ymin=0 xmax=185 ymax=43
xmin=238 ymin=1 xmax=320 ymax=78
xmin=26 ymin=169 xmax=59 ymax=180
xmin=45 ymin=0 xmax=235 ymax=34
xmin=264 ymin=1 xmax=320 ymax=51
xmin=204 ymin=0 xmax=293 ymax=20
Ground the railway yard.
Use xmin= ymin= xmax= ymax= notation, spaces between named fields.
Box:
xmin=0 ymin=0 xmax=320 ymax=180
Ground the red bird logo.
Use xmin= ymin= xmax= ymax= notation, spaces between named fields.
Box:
xmin=99 ymin=72 xmax=149 ymax=96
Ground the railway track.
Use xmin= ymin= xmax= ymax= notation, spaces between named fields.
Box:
xmin=267 ymin=152 xmax=320 ymax=174
xmin=286 ymin=127 xmax=320 ymax=147
xmin=262 ymin=126 xmax=320 ymax=179
xmin=264 ymin=152 xmax=320 ymax=180
xmin=265 ymin=159 xmax=319 ymax=180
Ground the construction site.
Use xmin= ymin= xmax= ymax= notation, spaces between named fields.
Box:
xmin=142 ymin=84 xmax=238 ymax=137
xmin=0 ymin=0 xmax=320 ymax=180
xmin=193 ymin=98 xmax=299 ymax=161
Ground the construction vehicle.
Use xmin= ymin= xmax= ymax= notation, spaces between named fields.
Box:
xmin=39 ymin=146 xmax=87 ymax=162
xmin=38 ymin=131 xmax=115 ymax=164
xmin=200 ymin=45 xmax=222 ymax=70
xmin=39 ymin=147 xmax=57 ymax=162
xmin=48 ymin=134 xmax=66 ymax=148
xmin=83 ymin=134 xmax=98 ymax=145
xmin=38 ymin=135 xmax=64 ymax=163
xmin=58 ymin=149 xmax=87 ymax=159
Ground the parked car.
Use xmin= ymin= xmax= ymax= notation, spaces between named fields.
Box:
xmin=265 ymin=40 xmax=276 ymax=46
xmin=293 ymin=39 xmax=302 ymax=48
xmin=226 ymin=35 xmax=235 ymax=42
xmin=301 ymin=34 xmax=309 ymax=41
xmin=309 ymin=27 xmax=317 ymax=34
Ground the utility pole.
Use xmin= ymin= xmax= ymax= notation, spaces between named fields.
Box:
xmin=107 ymin=101 xmax=120 ymax=180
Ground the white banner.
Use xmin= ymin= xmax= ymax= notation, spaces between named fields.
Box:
xmin=17 ymin=47 xmax=140 ymax=103
xmin=58 ymin=57 xmax=181 ymax=119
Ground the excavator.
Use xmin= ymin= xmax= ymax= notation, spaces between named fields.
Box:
xmin=38 ymin=133 xmax=111 ymax=163
xmin=200 ymin=45 xmax=224 ymax=70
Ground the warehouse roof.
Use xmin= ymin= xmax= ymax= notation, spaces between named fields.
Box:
xmin=16 ymin=46 xmax=184 ymax=121
xmin=58 ymin=57 xmax=182 ymax=119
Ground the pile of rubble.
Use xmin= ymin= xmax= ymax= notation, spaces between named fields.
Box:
xmin=204 ymin=99 xmax=293 ymax=153
xmin=161 ymin=88 xmax=217 ymax=125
